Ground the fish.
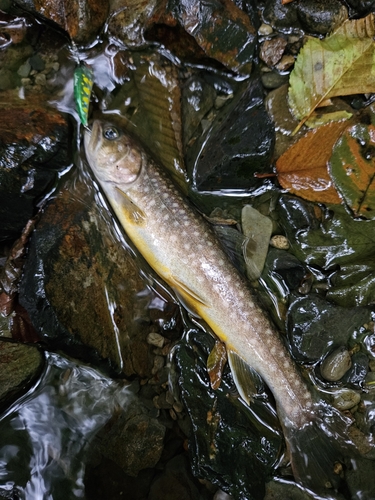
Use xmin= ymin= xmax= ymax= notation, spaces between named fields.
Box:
xmin=84 ymin=119 xmax=352 ymax=498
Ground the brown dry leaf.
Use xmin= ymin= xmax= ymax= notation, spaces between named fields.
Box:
xmin=276 ymin=120 xmax=350 ymax=203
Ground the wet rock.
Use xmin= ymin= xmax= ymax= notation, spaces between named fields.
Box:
xmin=85 ymin=465 xmax=155 ymax=500
xmin=169 ymin=0 xmax=257 ymax=75
xmin=16 ymin=0 xmax=108 ymax=44
xmin=296 ymin=0 xmax=348 ymax=36
xmin=261 ymin=70 xmax=289 ymax=90
xmin=148 ymin=454 xmax=206 ymax=500
xmin=260 ymin=37 xmax=287 ymax=67
xmin=0 ymin=339 xmax=44 ymax=410
xmin=0 ymin=90 xmax=72 ymax=242
xmin=332 ymin=388 xmax=361 ymax=411
xmin=345 ymin=0 xmax=375 ymax=16
xmin=263 ymin=248 xmax=306 ymax=293
xmin=287 ymin=295 xmax=371 ymax=363
xmin=264 ymin=478 xmax=320 ymax=500
xmin=174 ymin=330 xmax=283 ymax=500
xmin=241 ymin=205 xmax=273 ymax=280
xmin=90 ymin=396 xmax=166 ymax=477
xmin=345 ymin=456 xmax=375 ymax=500
xmin=189 ymin=77 xmax=275 ymax=192
xmin=320 ymin=347 xmax=352 ymax=382
xmin=264 ymin=84 xmax=301 ymax=158
xmin=20 ymin=176 xmax=180 ymax=377
xmin=341 ymin=352 xmax=369 ymax=387
xmin=107 ymin=0 xmax=159 ymax=48
xmin=262 ymin=0 xmax=302 ymax=33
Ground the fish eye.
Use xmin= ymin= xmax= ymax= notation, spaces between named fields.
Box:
xmin=103 ymin=126 xmax=120 ymax=140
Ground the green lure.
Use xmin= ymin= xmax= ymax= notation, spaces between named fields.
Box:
xmin=74 ymin=63 xmax=93 ymax=127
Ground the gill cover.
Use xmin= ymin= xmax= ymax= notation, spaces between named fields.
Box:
xmin=84 ymin=120 xmax=144 ymax=186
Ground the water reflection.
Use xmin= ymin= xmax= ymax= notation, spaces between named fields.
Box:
xmin=0 ymin=352 xmax=131 ymax=499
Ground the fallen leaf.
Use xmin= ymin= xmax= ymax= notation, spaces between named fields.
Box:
xmin=207 ymin=340 xmax=227 ymax=390
xmin=289 ymin=14 xmax=375 ymax=131
xmin=275 ymin=120 xmax=349 ymax=203
xmin=329 ymin=124 xmax=375 ymax=218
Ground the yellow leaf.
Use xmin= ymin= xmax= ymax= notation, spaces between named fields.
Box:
xmin=289 ymin=14 xmax=375 ymax=132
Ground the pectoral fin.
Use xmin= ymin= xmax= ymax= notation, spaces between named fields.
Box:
xmin=227 ymin=350 xmax=264 ymax=405
xmin=115 ymin=187 xmax=146 ymax=224
xmin=168 ymin=275 xmax=207 ymax=316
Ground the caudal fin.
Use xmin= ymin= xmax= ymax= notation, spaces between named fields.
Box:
xmin=283 ymin=403 xmax=354 ymax=499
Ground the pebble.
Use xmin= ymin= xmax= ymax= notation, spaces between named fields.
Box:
xmin=320 ymin=346 xmax=352 ymax=382
xmin=269 ymin=235 xmax=289 ymax=250
xmin=275 ymin=55 xmax=295 ymax=72
xmin=151 ymin=355 xmax=165 ymax=375
xmin=332 ymin=388 xmax=361 ymax=411
xmin=147 ymin=332 xmax=165 ymax=348
xmin=34 ymin=73 xmax=46 ymax=86
xmin=17 ymin=60 xmax=31 ymax=78
xmin=258 ymin=23 xmax=273 ymax=36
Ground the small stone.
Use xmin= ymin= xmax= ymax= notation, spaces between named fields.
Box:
xmin=20 ymin=77 xmax=32 ymax=87
xmin=147 ymin=332 xmax=165 ymax=348
xmin=169 ymin=408 xmax=177 ymax=420
xmin=261 ymin=71 xmax=289 ymax=90
xmin=30 ymin=54 xmax=45 ymax=71
xmin=332 ymin=388 xmax=361 ymax=411
xmin=275 ymin=55 xmax=295 ymax=72
xmin=258 ymin=23 xmax=273 ymax=36
xmin=152 ymin=355 xmax=165 ymax=375
xmin=34 ymin=73 xmax=46 ymax=86
xmin=173 ymin=400 xmax=184 ymax=413
xmin=320 ymin=346 xmax=352 ymax=382
xmin=17 ymin=60 xmax=31 ymax=78
xmin=165 ymin=390 xmax=175 ymax=406
xmin=270 ymin=235 xmax=290 ymax=250
xmin=260 ymin=38 xmax=287 ymax=67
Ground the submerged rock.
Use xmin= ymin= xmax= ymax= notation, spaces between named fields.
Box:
xmin=287 ymin=295 xmax=371 ymax=363
xmin=0 ymin=90 xmax=72 ymax=242
xmin=0 ymin=339 xmax=44 ymax=410
xmin=15 ymin=0 xmax=108 ymax=44
xmin=19 ymin=175 xmax=181 ymax=377
xmin=189 ymin=77 xmax=275 ymax=192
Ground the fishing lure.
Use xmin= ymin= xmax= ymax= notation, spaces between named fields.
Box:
xmin=73 ymin=63 xmax=94 ymax=127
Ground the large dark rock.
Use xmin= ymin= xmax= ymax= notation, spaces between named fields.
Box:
xmin=187 ymin=76 xmax=275 ymax=192
xmin=19 ymin=175 xmax=181 ymax=377
xmin=0 ymin=338 xmax=44 ymax=410
xmin=0 ymin=91 xmax=72 ymax=242
xmin=14 ymin=0 xmax=109 ymax=44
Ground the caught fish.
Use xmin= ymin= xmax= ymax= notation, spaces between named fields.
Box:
xmin=84 ymin=119 xmax=352 ymax=498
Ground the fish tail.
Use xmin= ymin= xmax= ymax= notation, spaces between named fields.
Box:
xmin=283 ymin=403 xmax=354 ymax=498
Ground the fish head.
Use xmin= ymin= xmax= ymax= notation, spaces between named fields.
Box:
xmin=84 ymin=119 xmax=143 ymax=187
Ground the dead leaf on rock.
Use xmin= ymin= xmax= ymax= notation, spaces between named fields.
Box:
xmin=276 ymin=120 xmax=350 ymax=203
xmin=329 ymin=124 xmax=375 ymax=218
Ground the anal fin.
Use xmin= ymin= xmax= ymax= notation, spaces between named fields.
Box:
xmin=228 ymin=350 xmax=264 ymax=405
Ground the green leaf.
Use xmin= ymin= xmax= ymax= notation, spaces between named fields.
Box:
xmin=329 ymin=124 xmax=375 ymax=219
xmin=289 ymin=14 xmax=375 ymax=131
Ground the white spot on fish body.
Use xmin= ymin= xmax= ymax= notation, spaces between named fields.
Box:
xmin=149 ymin=199 xmax=156 ymax=207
